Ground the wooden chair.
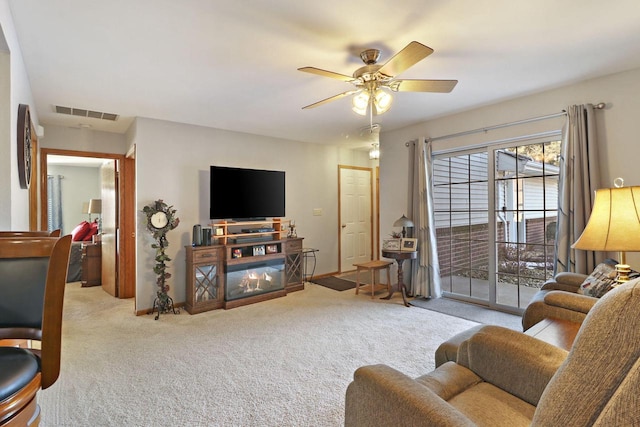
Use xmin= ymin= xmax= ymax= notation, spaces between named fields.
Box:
xmin=0 ymin=231 xmax=61 ymax=238
xmin=0 ymin=235 xmax=72 ymax=426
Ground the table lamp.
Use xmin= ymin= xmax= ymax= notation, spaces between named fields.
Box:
xmin=82 ymin=201 xmax=90 ymax=221
xmin=393 ymin=215 xmax=414 ymax=238
xmin=572 ymin=185 xmax=640 ymax=283
xmin=88 ymin=198 xmax=102 ymax=233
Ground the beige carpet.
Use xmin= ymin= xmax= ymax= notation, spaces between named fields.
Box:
xmin=39 ymin=282 xmax=480 ymax=426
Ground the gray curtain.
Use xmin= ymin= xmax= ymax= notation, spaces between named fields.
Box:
xmin=410 ymin=139 xmax=442 ymax=298
xmin=47 ymin=174 xmax=64 ymax=233
xmin=555 ymin=104 xmax=602 ymax=275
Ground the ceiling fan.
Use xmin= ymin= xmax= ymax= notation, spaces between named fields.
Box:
xmin=298 ymin=41 xmax=458 ymax=116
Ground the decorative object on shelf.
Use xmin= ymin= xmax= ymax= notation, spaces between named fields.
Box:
xmin=266 ymin=244 xmax=278 ymax=254
xmin=382 ymin=239 xmax=401 ymax=251
xmin=192 ymin=224 xmax=202 ymax=246
xmin=17 ymin=104 xmax=33 ymax=189
xmin=287 ymin=220 xmax=297 ymax=238
xmin=572 ymin=180 xmax=640 ymax=284
xmin=232 ymin=248 xmax=243 ymax=258
xmin=393 ymin=214 xmax=414 ymax=238
xmin=143 ymin=199 xmax=180 ymax=319
xmin=253 ymin=245 xmax=266 ymax=256
xmin=401 ymin=238 xmax=418 ymax=252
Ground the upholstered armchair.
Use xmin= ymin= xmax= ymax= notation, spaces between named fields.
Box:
xmin=345 ymin=278 xmax=640 ymax=426
xmin=521 ymin=271 xmax=595 ymax=330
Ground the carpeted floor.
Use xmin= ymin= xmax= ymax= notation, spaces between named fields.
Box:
xmin=40 ymin=282 xmax=480 ymax=426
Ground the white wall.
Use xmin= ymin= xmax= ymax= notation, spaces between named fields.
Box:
xmin=39 ymin=124 xmax=129 ymax=153
xmin=381 ymin=67 xmax=640 ymax=271
xmin=131 ymin=118 xmax=371 ymax=310
xmin=0 ymin=1 xmax=39 ymax=229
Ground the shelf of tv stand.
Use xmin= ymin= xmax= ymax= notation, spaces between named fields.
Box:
xmin=210 ymin=218 xmax=291 ymax=245
xmin=225 ymin=251 xmax=285 ymax=266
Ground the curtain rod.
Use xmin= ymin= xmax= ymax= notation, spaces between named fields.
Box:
xmin=424 ymin=102 xmax=606 ymax=144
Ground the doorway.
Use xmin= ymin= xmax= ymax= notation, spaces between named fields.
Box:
xmin=338 ymin=166 xmax=373 ymax=272
xmin=40 ymin=148 xmax=136 ymax=302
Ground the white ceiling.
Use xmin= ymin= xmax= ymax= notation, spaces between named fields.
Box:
xmin=8 ymin=0 xmax=640 ymax=148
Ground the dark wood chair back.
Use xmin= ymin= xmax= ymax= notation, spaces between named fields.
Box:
xmin=0 ymin=235 xmax=71 ymax=389
xmin=0 ymin=230 xmax=61 ymax=237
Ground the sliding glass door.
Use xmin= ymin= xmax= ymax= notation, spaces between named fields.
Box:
xmin=433 ymin=139 xmax=560 ymax=310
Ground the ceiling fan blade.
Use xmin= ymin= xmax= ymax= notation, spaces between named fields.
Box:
xmin=394 ymin=79 xmax=458 ymax=93
xmin=378 ymin=41 xmax=434 ymax=77
xmin=302 ymin=90 xmax=360 ymax=109
xmin=298 ymin=67 xmax=355 ymax=82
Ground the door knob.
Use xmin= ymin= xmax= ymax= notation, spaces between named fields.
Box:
xmin=341 ymin=224 xmax=347 ymax=228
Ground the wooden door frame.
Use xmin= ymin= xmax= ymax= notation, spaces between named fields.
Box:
xmin=39 ymin=148 xmax=135 ymax=299
xmin=337 ymin=165 xmax=374 ymax=273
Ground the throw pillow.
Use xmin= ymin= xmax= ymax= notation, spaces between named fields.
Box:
xmin=577 ymin=259 xmax=637 ymax=298
xmin=71 ymin=221 xmax=91 ymax=242
xmin=83 ymin=221 xmax=99 ymax=241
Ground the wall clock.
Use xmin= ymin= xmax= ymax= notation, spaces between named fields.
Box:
xmin=17 ymin=104 xmax=32 ymax=189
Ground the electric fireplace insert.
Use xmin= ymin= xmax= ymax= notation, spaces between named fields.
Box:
xmin=225 ymin=258 xmax=285 ymax=301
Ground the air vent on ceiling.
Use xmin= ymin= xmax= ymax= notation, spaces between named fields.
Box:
xmin=54 ymin=105 xmax=119 ymax=121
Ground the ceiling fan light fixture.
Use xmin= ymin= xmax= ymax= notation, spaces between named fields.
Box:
xmin=369 ymin=143 xmax=380 ymax=160
xmin=352 ymin=91 xmax=370 ymax=116
xmin=373 ymin=88 xmax=393 ymax=115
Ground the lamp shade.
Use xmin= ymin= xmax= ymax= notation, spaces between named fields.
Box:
xmin=88 ymin=198 xmax=102 ymax=214
xmin=572 ymin=186 xmax=640 ymax=252
xmin=393 ymin=215 xmax=414 ymax=228
xmin=82 ymin=202 xmax=90 ymax=214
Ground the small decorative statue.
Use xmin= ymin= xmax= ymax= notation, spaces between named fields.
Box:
xmin=143 ymin=199 xmax=180 ymax=319
xmin=287 ymin=220 xmax=297 ymax=238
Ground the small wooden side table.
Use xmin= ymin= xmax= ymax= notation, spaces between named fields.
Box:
xmin=81 ymin=242 xmax=102 ymax=287
xmin=353 ymin=260 xmax=392 ymax=299
xmin=524 ymin=317 xmax=581 ymax=351
xmin=381 ymin=250 xmax=417 ymax=307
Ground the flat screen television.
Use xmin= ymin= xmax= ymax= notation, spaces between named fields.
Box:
xmin=209 ymin=166 xmax=285 ymax=220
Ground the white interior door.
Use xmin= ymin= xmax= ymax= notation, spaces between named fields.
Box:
xmin=339 ymin=166 xmax=372 ymax=271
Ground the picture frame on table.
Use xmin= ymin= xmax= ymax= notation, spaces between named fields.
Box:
xmin=400 ymin=238 xmax=418 ymax=252
xmin=382 ymin=239 xmax=401 ymax=251
xmin=266 ymin=244 xmax=278 ymax=254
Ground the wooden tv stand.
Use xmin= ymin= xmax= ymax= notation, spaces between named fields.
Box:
xmin=185 ymin=219 xmax=303 ymax=314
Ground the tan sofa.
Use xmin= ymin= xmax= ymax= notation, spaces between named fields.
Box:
xmin=345 ymin=278 xmax=640 ymax=426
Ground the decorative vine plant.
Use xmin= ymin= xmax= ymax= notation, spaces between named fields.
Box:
xmin=143 ymin=199 xmax=180 ymax=319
